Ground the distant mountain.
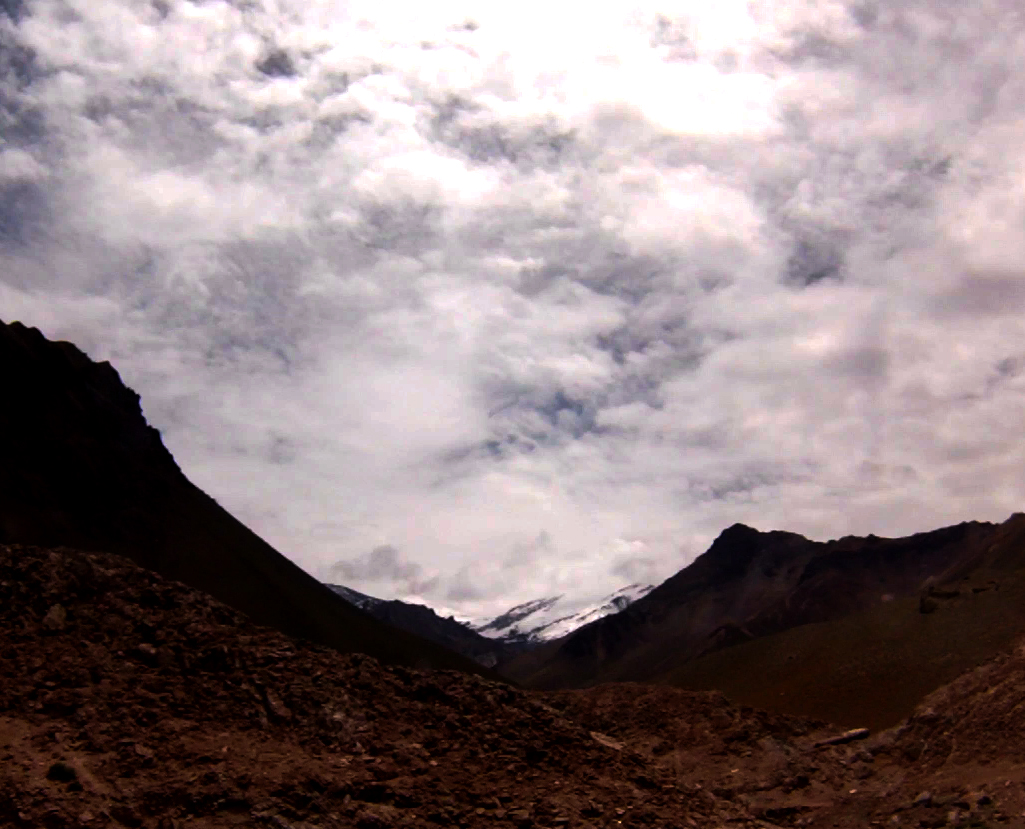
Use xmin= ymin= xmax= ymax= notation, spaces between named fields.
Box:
xmin=660 ymin=544 xmax=1025 ymax=729
xmin=0 ymin=319 xmax=495 ymax=678
xmin=471 ymin=583 xmax=656 ymax=646
xmin=326 ymin=584 xmax=524 ymax=667
xmin=500 ymin=517 xmax=1025 ymax=722
xmin=328 ymin=583 xmax=382 ymax=611
xmin=324 ymin=582 xmax=656 ymax=666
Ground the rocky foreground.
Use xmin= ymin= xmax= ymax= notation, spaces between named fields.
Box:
xmin=3 ymin=543 xmax=1025 ymax=828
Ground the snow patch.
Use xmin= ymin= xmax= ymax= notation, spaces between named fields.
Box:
xmin=468 ymin=583 xmax=655 ymax=645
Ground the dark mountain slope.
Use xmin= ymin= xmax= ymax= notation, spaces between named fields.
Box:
xmin=327 ymin=584 xmax=525 ymax=667
xmin=663 ymin=566 xmax=1025 ymax=728
xmin=0 ymin=319 xmax=492 ymax=677
xmin=501 ymin=518 xmax=1008 ymax=692
xmin=661 ymin=512 xmax=1025 ymax=728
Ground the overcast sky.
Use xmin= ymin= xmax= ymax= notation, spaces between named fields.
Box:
xmin=3 ymin=0 xmax=1025 ymax=620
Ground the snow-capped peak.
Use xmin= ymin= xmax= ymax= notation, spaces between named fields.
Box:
xmin=472 ymin=595 xmax=564 ymax=637
xmin=470 ymin=583 xmax=655 ymax=645
xmin=328 ymin=583 xmax=382 ymax=610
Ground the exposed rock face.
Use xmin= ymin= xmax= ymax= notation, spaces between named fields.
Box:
xmin=0 ymin=319 xmax=492 ymax=677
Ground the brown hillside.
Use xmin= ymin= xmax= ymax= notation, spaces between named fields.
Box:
xmin=0 ymin=319 xmax=490 ymax=677
xmin=6 ymin=541 xmax=1025 ymax=828
xmin=501 ymin=518 xmax=1023 ymax=709
xmin=663 ymin=562 xmax=1025 ymax=729
xmin=0 ymin=543 xmax=758 ymax=828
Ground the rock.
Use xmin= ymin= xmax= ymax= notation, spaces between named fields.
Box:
xmin=354 ymin=809 xmax=390 ymax=829
xmin=132 ymin=643 xmax=158 ymax=665
xmin=508 ymin=808 xmax=533 ymax=827
xmin=590 ymin=731 xmax=624 ymax=750
xmin=156 ymin=646 xmax=176 ymax=669
xmin=912 ymin=707 xmax=944 ymax=726
xmin=262 ymin=688 xmax=292 ymax=721
xmin=46 ymin=760 xmax=77 ymax=782
xmin=814 ymin=727 xmax=870 ymax=747
xmin=109 ymin=804 xmax=143 ymax=827
xmin=42 ymin=604 xmax=67 ymax=632
xmin=134 ymin=743 xmax=155 ymax=767
xmin=913 ymin=791 xmax=933 ymax=807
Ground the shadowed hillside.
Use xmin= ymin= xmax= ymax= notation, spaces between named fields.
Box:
xmin=663 ymin=561 xmax=1025 ymax=729
xmin=0 ymin=319 xmax=494 ymax=677
xmin=502 ymin=516 xmax=1025 ymax=726
xmin=328 ymin=584 xmax=526 ymax=667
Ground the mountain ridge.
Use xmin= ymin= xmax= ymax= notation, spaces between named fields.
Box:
xmin=325 ymin=582 xmax=656 ymax=665
xmin=326 ymin=583 xmax=523 ymax=667
xmin=470 ymin=583 xmax=656 ymax=645
xmin=500 ymin=517 xmax=1015 ymax=703
xmin=0 ymin=318 xmax=495 ymax=678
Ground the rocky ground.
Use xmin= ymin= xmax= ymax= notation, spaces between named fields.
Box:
xmin=2 ymin=543 xmax=1024 ymax=828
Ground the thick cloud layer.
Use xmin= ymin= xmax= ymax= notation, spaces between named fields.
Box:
xmin=3 ymin=0 xmax=1024 ymax=617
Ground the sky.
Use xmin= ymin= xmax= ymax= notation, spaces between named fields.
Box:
xmin=2 ymin=0 xmax=1025 ymax=621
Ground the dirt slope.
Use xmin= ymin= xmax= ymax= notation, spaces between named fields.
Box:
xmin=5 ymin=542 xmax=1025 ymax=829
xmin=0 ymin=543 xmax=757 ymax=828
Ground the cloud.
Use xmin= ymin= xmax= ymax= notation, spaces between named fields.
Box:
xmin=331 ymin=544 xmax=439 ymax=598
xmin=3 ymin=0 xmax=1025 ymax=619
xmin=445 ymin=566 xmax=485 ymax=603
